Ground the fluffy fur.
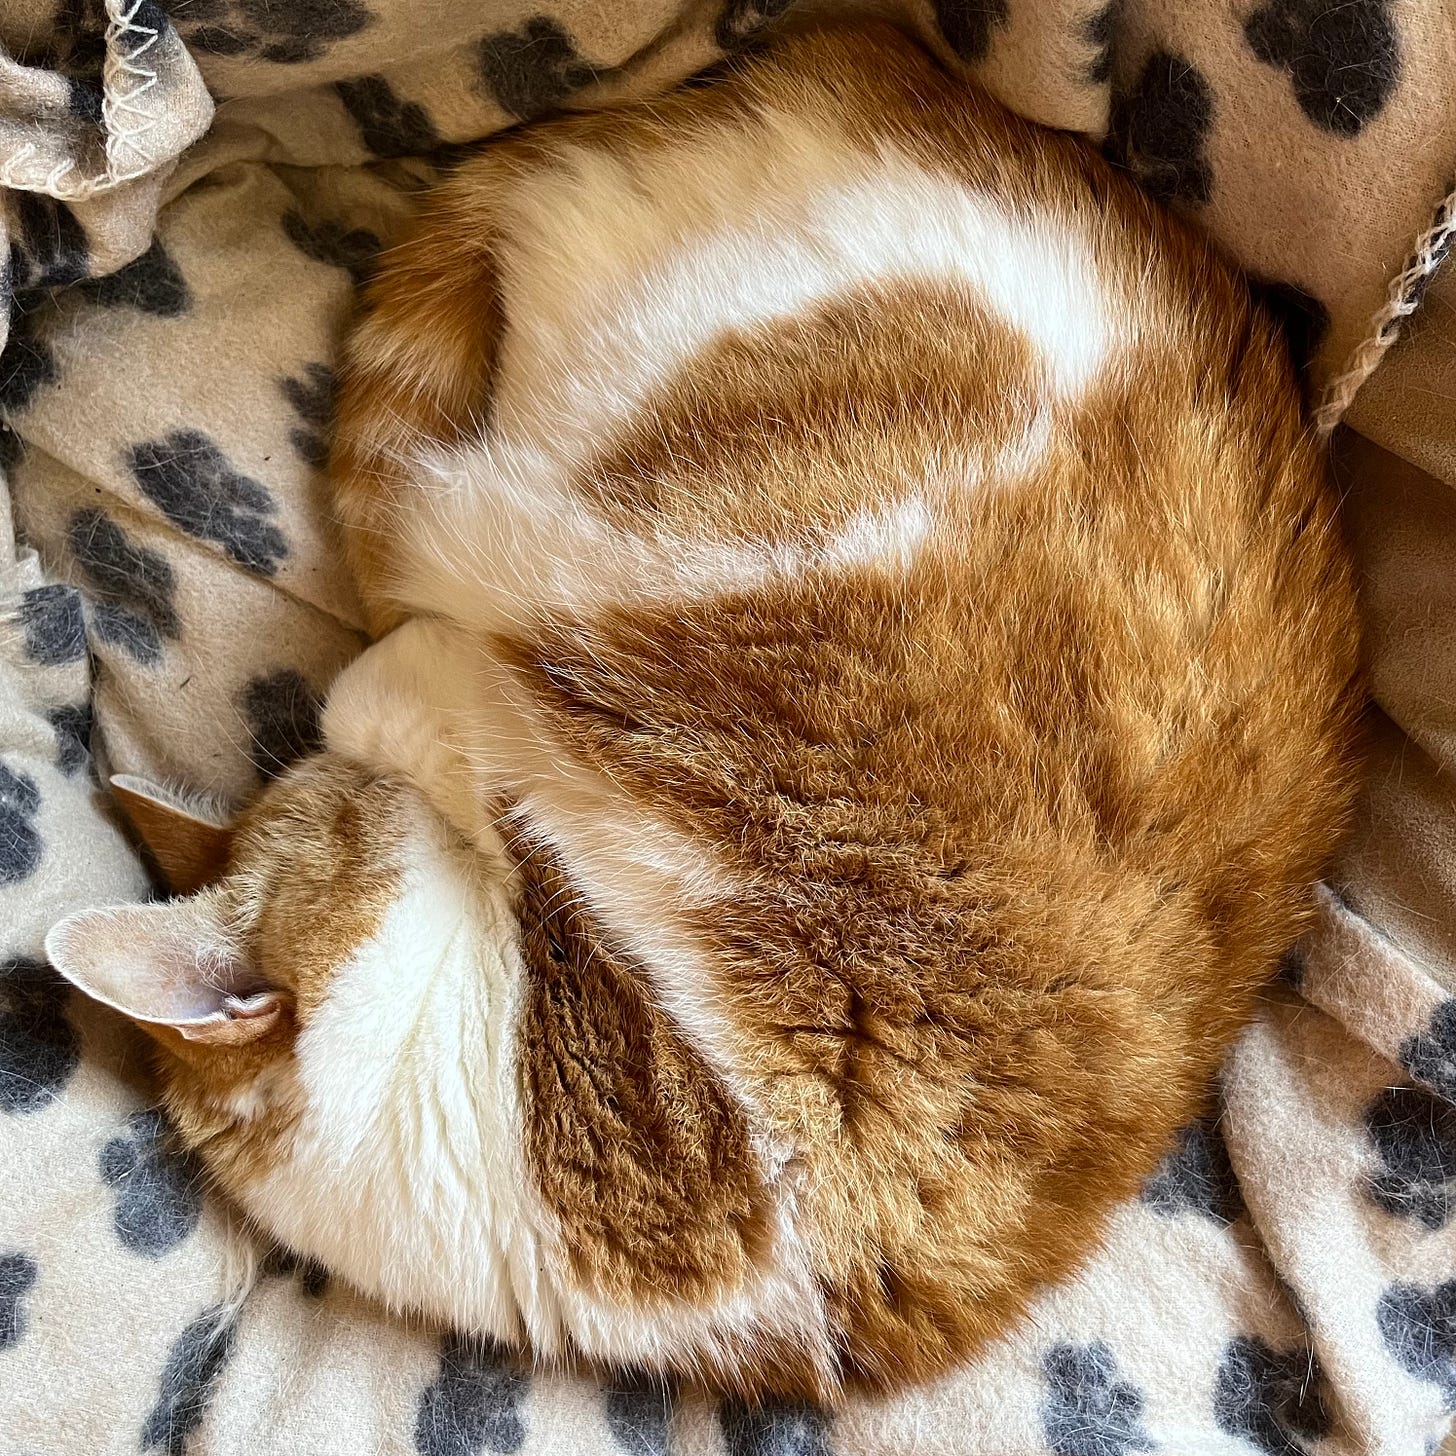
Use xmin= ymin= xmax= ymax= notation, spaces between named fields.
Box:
xmin=47 ymin=23 xmax=1362 ymax=1400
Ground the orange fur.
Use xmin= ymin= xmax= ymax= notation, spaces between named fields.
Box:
xmin=52 ymin=22 xmax=1364 ymax=1402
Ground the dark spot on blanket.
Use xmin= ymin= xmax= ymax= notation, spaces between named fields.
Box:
xmin=929 ymin=0 xmax=1010 ymax=64
xmin=1249 ymin=279 xmax=1331 ymax=378
xmin=1213 ymin=1335 xmax=1330 ymax=1455
xmin=10 ymin=192 xmax=89 ymax=290
xmin=158 ymin=0 xmax=372 ymax=64
xmin=279 ymin=363 xmax=335 ymax=468
xmin=18 ymin=583 xmax=86 ymax=666
xmin=260 ymin=1245 xmax=330 ymax=1297
xmin=606 ymin=1371 xmax=674 ymax=1455
xmin=1041 ymin=1341 xmax=1154 ymax=1456
xmin=1365 ymin=1084 xmax=1456 ymax=1230
xmin=53 ymin=0 xmax=110 ymax=85
xmin=1140 ymin=1117 xmax=1244 ymax=1225
xmin=1399 ymin=1000 xmax=1456 ymax=1105
xmin=0 ymin=1252 xmax=37 ymax=1348
xmin=1275 ymin=945 xmax=1307 ymax=992
xmin=48 ymin=702 xmax=93 ymax=777
xmin=1082 ymin=2 xmax=1122 ymax=86
xmin=1245 ymin=0 xmax=1399 ymax=137
xmin=1108 ymin=50 xmax=1214 ymax=205
xmin=414 ymin=1332 xmax=528 ymax=1456
xmin=77 ymin=238 xmax=191 ymax=318
xmin=337 ymin=75 xmax=442 ymax=157
xmin=282 ymin=209 xmax=380 ymax=287
xmin=721 ymin=1398 xmax=830 ymax=1456
xmin=67 ymin=76 xmax=104 ymax=122
xmin=67 ymin=508 xmax=180 ymax=665
xmin=100 ymin=1106 xmax=205 ymax=1257
xmin=0 ymin=956 xmax=79 ymax=1114
xmin=0 ymin=311 xmax=60 ymax=414
xmin=141 ymin=1307 xmax=237 ymax=1456
xmin=127 ymin=428 xmax=287 ymax=576
xmin=714 ymin=0 xmax=796 ymax=50
xmin=1379 ymin=1279 xmax=1456 ymax=1408
xmin=240 ymin=669 xmax=323 ymax=780
xmin=477 ymin=16 xmax=600 ymax=123
xmin=0 ymin=762 xmax=43 ymax=886
xmin=0 ymin=421 xmax=25 ymax=472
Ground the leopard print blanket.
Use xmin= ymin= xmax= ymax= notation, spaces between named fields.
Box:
xmin=2 ymin=2 xmax=1456 ymax=1453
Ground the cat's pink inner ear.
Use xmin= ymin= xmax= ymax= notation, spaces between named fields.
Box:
xmin=110 ymin=774 xmax=234 ymax=897
xmin=44 ymin=897 xmax=285 ymax=1046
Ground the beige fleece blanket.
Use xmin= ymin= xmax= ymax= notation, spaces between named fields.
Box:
xmin=2 ymin=2 xmax=1456 ymax=1453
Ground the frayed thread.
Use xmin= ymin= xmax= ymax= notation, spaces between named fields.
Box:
xmin=1315 ymin=180 xmax=1456 ymax=435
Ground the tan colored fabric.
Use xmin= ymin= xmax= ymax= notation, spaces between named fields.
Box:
xmin=2 ymin=3 xmax=1456 ymax=1453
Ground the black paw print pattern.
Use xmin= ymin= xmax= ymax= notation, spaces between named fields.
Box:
xmin=67 ymin=507 xmax=181 ymax=666
xmin=127 ymin=429 xmax=287 ymax=576
xmin=0 ymin=957 xmax=78 ymax=1114
xmin=280 ymin=363 xmax=335 ymax=468
xmin=605 ymin=1372 xmax=673 ymax=1456
xmin=336 ymin=75 xmax=442 ymax=157
xmin=157 ymin=0 xmax=372 ymax=65
xmin=1245 ymin=0 xmax=1399 ymax=137
xmin=1365 ymin=1084 xmax=1456 ymax=1230
xmin=0 ymin=1251 xmax=37 ymax=1349
xmin=77 ymin=238 xmax=191 ymax=318
xmin=930 ymin=0 xmax=1010 ymax=64
xmin=714 ymin=0 xmax=797 ymax=50
xmin=1081 ymin=2 xmax=1121 ymax=86
xmin=1213 ymin=1335 xmax=1330 ymax=1456
xmin=140 ymin=1307 xmax=237 ymax=1456
xmin=9 ymin=191 xmax=90 ymax=292
xmin=17 ymin=583 xmax=86 ymax=667
xmin=0 ymin=310 xmax=60 ymax=415
xmin=282 ymin=208 xmax=381 ymax=287
xmin=239 ymin=668 xmax=323 ymax=780
xmin=477 ymin=16 xmax=600 ymax=123
xmin=0 ymin=761 xmax=43 ymax=886
xmin=720 ymin=1398 xmax=830 ymax=1456
xmin=100 ymin=1107 xmax=205 ymax=1257
xmin=260 ymin=1244 xmax=330 ymax=1297
xmin=1400 ymin=1000 xmax=1456 ymax=1104
xmin=1109 ymin=50 xmax=1214 ymax=205
xmin=47 ymin=702 xmax=92 ymax=777
xmin=1140 ymin=1117 xmax=1244 ymax=1225
xmin=1041 ymin=1341 xmax=1154 ymax=1456
xmin=414 ymin=1333 xmax=528 ymax=1456
xmin=1378 ymin=1279 xmax=1456 ymax=1408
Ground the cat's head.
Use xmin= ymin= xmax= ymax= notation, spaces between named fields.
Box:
xmin=44 ymin=757 xmax=435 ymax=1155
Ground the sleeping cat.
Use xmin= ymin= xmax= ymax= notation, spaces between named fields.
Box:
xmin=47 ymin=23 xmax=1361 ymax=1400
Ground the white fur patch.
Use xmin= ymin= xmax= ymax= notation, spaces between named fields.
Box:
xmin=315 ymin=621 xmax=836 ymax=1374
xmin=491 ymin=119 xmax=1118 ymax=464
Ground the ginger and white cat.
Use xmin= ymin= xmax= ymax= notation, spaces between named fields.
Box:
xmin=48 ymin=24 xmax=1362 ymax=1399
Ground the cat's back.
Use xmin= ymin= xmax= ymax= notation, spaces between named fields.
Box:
xmin=480 ymin=22 xmax=1199 ymax=482
xmin=326 ymin=23 xmax=1362 ymax=1398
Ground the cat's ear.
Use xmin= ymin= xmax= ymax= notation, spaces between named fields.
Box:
xmin=44 ymin=895 xmax=287 ymax=1047
xmin=110 ymin=774 xmax=234 ymax=896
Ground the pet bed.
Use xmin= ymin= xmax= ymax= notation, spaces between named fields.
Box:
xmin=2 ymin=2 xmax=1456 ymax=1452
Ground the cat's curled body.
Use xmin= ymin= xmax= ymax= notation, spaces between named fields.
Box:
xmin=49 ymin=24 xmax=1361 ymax=1400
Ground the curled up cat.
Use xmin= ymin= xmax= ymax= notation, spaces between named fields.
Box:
xmin=47 ymin=23 xmax=1362 ymax=1401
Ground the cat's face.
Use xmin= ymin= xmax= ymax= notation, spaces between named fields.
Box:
xmin=44 ymin=753 xmax=506 ymax=1252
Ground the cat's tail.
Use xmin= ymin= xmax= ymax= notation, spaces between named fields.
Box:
xmin=329 ymin=150 xmax=512 ymax=637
